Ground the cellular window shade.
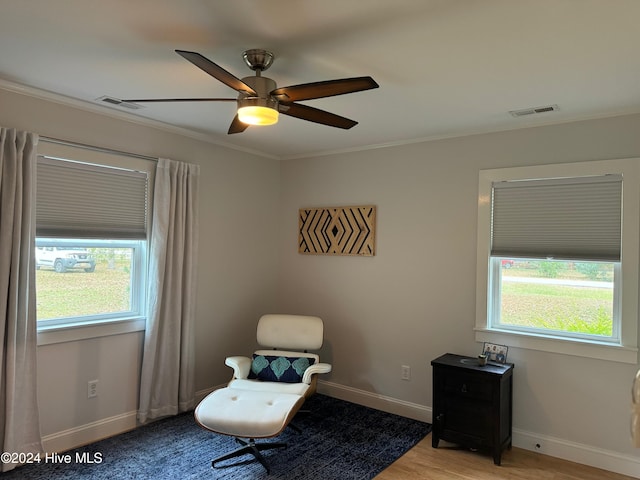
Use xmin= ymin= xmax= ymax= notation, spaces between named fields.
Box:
xmin=36 ymin=156 xmax=148 ymax=239
xmin=491 ymin=175 xmax=622 ymax=261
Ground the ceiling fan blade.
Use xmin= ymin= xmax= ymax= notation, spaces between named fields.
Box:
xmin=175 ymin=49 xmax=257 ymax=95
xmin=280 ymin=103 xmax=357 ymax=129
xmin=271 ymin=76 xmax=378 ymax=102
xmin=228 ymin=114 xmax=249 ymax=134
xmin=122 ymin=98 xmax=236 ymax=103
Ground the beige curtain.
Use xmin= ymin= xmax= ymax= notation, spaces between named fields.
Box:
xmin=0 ymin=127 xmax=43 ymax=471
xmin=138 ymin=158 xmax=199 ymax=423
xmin=633 ymin=369 xmax=640 ymax=448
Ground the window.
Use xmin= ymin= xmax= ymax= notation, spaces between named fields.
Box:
xmin=476 ymin=159 xmax=639 ymax=363
xmin=35 ymin=142 xmax=154 ymax=341
xmin=489 ymin=257 xmax=619 ymax=341
xmin=36 ymin=238 xmax=145 ymax=328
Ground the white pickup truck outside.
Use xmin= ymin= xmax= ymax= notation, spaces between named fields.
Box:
xmin=36 ymin=247 xmax=96 ymax=273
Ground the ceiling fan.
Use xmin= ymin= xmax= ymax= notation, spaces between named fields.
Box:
xmin=124 ymin=49 xmax=379 ymax=134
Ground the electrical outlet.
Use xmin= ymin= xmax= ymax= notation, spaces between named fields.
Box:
xmin=88 ymin=380 xmax=98 ymax=398
xmin=401 ymin=365 xmax=411 ymax=381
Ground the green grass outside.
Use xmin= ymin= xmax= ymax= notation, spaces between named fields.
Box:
xmin=36 ymin=261 xmax=131 ymax=320
xmin=501 ymin=282 xmax=613 ymax=335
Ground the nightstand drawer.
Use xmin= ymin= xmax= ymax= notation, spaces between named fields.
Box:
xmin=443 ymin=373 xmax=492 ymax=400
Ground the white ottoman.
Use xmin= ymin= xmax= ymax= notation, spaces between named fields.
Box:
xmin=194 ymin=387 xmax=305 ymax=472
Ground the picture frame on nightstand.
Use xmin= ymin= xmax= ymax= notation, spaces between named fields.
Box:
xmin=482 ymin=342 xmax=509 ymax=364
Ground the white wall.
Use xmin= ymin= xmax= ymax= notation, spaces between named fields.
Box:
xmin=277 ymin=114 xmax=640 ymax=476
xmin=0 ymin=86 xmax=281 ymax=448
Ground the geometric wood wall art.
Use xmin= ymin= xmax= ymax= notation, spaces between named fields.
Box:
xmin=298 ymin=205 xmax=376 ymax=256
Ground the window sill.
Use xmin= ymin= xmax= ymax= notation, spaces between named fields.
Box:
xmin=475 ymin=328 xmax=638 ymax=364
xmin=37 ymin=317 xmax=146 ymax=346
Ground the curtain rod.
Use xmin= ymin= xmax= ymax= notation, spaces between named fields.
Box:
xmin=40 ymin=136 xmax=158 ymax=163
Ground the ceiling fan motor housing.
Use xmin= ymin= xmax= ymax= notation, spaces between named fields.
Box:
xmin=238 ymin=76 xmax=278 ymax=110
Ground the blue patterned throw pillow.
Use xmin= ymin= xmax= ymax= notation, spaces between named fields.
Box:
xmin=249 ymin=354 xmax=316 ymax=383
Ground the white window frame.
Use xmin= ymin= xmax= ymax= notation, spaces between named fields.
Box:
xmin=36 ymin=142 xmax=154 ymax=346
xmin=475 ymin=158 xmax=639 ymax=364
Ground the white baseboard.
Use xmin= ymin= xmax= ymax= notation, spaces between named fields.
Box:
xmin=41 ymin=411 xmax=138 ymax=454
xmin=513 ymin=429 xmax=640 ymax=479
xmin=317 ymin=380 xmax=432 ymax=423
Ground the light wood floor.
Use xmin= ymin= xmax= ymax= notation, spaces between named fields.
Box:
xmin=376 ymin=435 xmax=638 ymax=480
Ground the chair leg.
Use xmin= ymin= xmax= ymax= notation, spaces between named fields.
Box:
xmin=212 ymin=437 xmax=287 ymax=474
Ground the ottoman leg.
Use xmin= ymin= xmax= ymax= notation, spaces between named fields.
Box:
xmin=212 ymin=437 xmax=287 ymax=474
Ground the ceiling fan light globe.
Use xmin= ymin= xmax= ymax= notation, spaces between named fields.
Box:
xmin=238 ymin=105 xmax=279 ymax=126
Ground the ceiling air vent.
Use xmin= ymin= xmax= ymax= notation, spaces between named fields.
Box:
xmin=509 ymin=104 xmax=559 ymax=117
xmin=96 ymin=96 xmax=143 ymax=110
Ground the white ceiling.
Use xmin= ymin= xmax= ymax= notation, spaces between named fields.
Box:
xmin=1 ymin=0 xmax=640 ymax=159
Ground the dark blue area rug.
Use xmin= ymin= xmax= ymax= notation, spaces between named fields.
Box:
xmin=4 ymin=394 xmax=431 ymax=479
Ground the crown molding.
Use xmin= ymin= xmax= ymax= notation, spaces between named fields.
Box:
xmin=280 ymin=108 xmax=640 ymax=161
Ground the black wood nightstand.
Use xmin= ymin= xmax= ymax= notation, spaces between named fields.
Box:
xmin=431 ymin=353 xmax=514 ymax=465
